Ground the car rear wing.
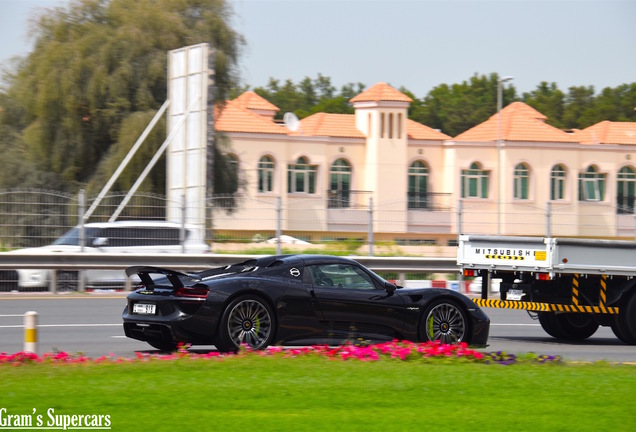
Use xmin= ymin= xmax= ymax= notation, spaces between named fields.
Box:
xmin=125 ymin=266 xmax=203 ymax=289
xmin=124 ymin=258 xmax=274 ymax=290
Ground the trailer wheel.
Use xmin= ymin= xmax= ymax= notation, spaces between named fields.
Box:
xmin=612 ymin=292 xmax=636 ymax=344
xmin=554 ymin=313 xmax=598 ymax=340
xmin=610 ymin=319 xmax=635 ymax=344
xmin=538 ymin=312 xmax=598 ymax=340
xmin=624 ymin=291 xmax=636 ymax=342
xmin=538 ymin=312 xmax=567 ymax=339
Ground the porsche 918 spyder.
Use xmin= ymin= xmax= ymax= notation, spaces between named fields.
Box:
xmin=122 ymin=255 xmax=489 ymax=352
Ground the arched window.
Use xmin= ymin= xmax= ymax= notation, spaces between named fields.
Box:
xmin=258 ymin=156 xmax=275 ymax=193
xmin=550 ymin=164 xmax=566 ymax=201
xmin=617 ymin=166 xmax=636 ymax=214
xmin=461 ymin=162 xmax=489 ymax=198
xmin=513 ymin=163 xmax=530 ymax=200
xmin=288 ymin=156 xmax=317 ymax=194
xmin=578 ymin=165 xmax=606 ymax=201
xmin=329 ymin=159 xmax=351 ymax=208
xmin=408 ymin=161 xmax=429 ymax=209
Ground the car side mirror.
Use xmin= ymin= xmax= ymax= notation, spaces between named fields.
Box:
xmin=384 ymin=281 xmax=397 ymax=294
xmin=92 ymin=237 xmax=108 ymax=247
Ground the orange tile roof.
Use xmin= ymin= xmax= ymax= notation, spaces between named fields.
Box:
xmin=454 ymin=102 xmax=578 ymax=143
xmin=503 ymin=102 xmax=547 ymax=121
xmin=406 ymin=120 xmax=451 ymax=140
xmin=232 ymin=91 xmax=279 ymax=112
xmin=215 ymin=101 xmax=286 ymax=135
xmin=215 ymin=90 xmax=450 ymax=140
xmin=350 ymin=82 xmax=413 ymax=104
xmin=299 ymin=113 xmax=365 ymax=138
xmin=297 ymin=113 xmax=450 ymax=140
xmin=575 ymin=121 xmax=636 ymax=145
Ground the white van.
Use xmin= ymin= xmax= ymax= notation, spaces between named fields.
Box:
xmin=12 ymin=221 xmax=209 ymax=291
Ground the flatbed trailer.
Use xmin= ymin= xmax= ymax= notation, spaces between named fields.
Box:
xmin=457 ymin=235 xmax=636 ymax=344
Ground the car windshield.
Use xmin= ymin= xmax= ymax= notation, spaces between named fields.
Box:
xmin=51 ymin=227 xmax=101 ymax=246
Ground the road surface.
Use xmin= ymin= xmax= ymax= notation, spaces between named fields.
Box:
xmin=1 ymin=295 xmax=634 ymax=362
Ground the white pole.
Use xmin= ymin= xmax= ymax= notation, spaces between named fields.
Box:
xmin=84 ymin=100 xmax=170 ymax=221
xmin=109 ymin=96 xmax=200 ymax=222
xmin=497 ymin=76 xmax=513 ymax=236
xmin=24 ymin=311 xmax=38 ymax=354
xmin=276 ymin=196 xmax=282 ymax=256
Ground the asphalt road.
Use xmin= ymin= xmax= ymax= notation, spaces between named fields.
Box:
xmin=1 ymin=295 xmax=635 ymax=363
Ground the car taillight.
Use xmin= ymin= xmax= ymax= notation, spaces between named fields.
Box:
xmin=175 ymin=285 xmax=209 ymax=299
xmin=463 ymin=269 xmax=477 ymax=277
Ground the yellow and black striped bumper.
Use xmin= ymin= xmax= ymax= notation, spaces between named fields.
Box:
xmin=472 ymin=298 xmax=619 ymax=314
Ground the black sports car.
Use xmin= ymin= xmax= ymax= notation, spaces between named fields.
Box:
xmin=122 ymin=255 xmax=489 ymax=352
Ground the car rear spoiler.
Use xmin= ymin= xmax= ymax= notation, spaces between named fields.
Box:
xmin=125 ymin=257 xmax=282 ymax=289
xmin=125 ymin=266 xmax=202 ymax=289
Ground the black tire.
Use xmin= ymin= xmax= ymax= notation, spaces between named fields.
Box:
xmin=539 ymin=312 xmax=598 ymax=340
xmin=420 ymin=299 xmax=469 ymax=344
xmin=623 ymin=291 xmax=636 ymax=342
xmin=147 ymin=340 xmax=179 ymax=352
xmin=538 ymin=312 xmax=567 ymax=339
xmin=612 ymin=291 xmax=636 ymax=345
xmin=216 ymin=295 xmax=275 ymax=353
xmin=554 ymin=313 xmax=599 ymax=340
xmin=610 ymin=318 xmax=635 ymax=344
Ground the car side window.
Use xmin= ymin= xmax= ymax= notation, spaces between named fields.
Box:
xmin=307 ymin=264 xmax=376 ymax=290
xmin=100 ymin=227 xmax=181 ymax=247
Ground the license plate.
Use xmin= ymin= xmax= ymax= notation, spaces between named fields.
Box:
xmin=506 ymin=289 xmax=525 ymax=301
xmin=133 ymin=303 xmax=156 ymax=315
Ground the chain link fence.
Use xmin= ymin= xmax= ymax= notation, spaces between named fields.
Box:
xmin=2 ymin=188 xmax=636 ymax=291
xmin=2 ymin=189 xmax=636 ymax=252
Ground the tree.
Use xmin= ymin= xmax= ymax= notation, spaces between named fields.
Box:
xmin=590 ymin=84 xmax=636 ymax=125
xmin=562 ymin=86 xmax=597 ymax=129
xmin=252 ymin=75 xmax=362 ymax=119
xmin=0 ymin=124 xmax=65 ymax=190
xmin=414 ymin=73 xmax=518 ymax=137
xmin=0 ymin=0 xmax=243 ymax=193
xmin=522 ymin=82 xmax=566 ymax=129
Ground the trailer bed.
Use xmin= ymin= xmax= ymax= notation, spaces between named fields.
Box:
xmin=458 ymin=235 xmax=636 ymax=276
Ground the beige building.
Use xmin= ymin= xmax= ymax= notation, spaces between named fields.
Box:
xmin=212 ymin=82 xmax=636 ymax=247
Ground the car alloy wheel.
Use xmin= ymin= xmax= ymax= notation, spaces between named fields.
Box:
xmin=422 ymin=301 xmax=467 ymax=344
xmin=226 ymin=297 xmax=273 ymax=350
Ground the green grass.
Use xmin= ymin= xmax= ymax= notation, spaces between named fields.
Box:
xmin=1 ymin=355 xmax=635 ymax=431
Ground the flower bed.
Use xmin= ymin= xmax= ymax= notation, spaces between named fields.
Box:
xmin=0 ymin=340 xmax=563 ymax=366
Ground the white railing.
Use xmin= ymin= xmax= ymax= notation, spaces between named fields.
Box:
xmin=0 ymin=252 xmax=458 ymax=293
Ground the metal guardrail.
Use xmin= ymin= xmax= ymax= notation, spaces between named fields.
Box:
xmin=0 ymin=253 xmax=459 ymax=273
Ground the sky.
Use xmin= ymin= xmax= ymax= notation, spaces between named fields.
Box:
xmin=1 ymin=0 xmax=635 ymax=98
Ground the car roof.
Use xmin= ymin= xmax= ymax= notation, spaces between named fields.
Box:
xmin=273 ymin=254 xmax=358 ymax=266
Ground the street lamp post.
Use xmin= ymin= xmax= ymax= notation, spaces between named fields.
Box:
xmin=497 ymin=76 xmax=513 ymax=236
